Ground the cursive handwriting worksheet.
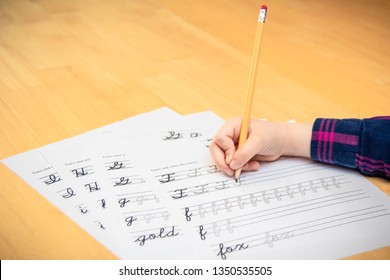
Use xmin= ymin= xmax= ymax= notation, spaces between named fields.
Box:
xmin=2 ymin=108 xmax=390 ymax=259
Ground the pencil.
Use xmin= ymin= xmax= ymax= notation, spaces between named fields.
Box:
xmin=235 ymin=5 xmax=268 ymax=180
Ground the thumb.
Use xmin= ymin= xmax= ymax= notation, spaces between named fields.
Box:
xmin=229 ymin=135 xmax=260 ymax=170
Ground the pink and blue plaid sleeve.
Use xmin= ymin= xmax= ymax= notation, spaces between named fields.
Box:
xmin=310 ymin=117 xmax=390 ymax=179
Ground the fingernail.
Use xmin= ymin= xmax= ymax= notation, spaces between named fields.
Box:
xmin=230 ymin=160 xmax=240 ymax=170
xmin=226 ymin=154 xmax=232 ymax=164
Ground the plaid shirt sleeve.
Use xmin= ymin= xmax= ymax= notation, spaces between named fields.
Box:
xmin=310 ymin=116 xmax=390 ymax=179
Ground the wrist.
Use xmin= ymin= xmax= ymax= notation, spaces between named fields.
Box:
xmin=282 ymin=123 xmax=312 ymax=158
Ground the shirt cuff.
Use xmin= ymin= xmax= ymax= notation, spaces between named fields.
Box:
xmin=310 ymin=118 xmax=361 ymax=169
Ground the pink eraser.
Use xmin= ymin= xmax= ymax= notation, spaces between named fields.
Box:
xmin=261 ymin=5 xmax=268 ymax=11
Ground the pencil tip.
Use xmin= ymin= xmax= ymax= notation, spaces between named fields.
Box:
xmin=235 ymin=178 xmax=238 ymax=183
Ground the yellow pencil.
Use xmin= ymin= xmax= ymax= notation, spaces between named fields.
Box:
xmin=235 ymin=5 xmax=268 ymax=180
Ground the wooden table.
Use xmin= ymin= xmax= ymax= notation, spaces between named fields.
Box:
xmin=0 ymin=0 xmax=389 ymax=259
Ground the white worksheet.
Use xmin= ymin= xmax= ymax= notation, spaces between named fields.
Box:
xmin=2 ymin=108 xmax=389 ymax=260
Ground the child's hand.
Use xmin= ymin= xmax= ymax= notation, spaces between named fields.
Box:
xmin=209 ymin=118 xmax=312 ymax=176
